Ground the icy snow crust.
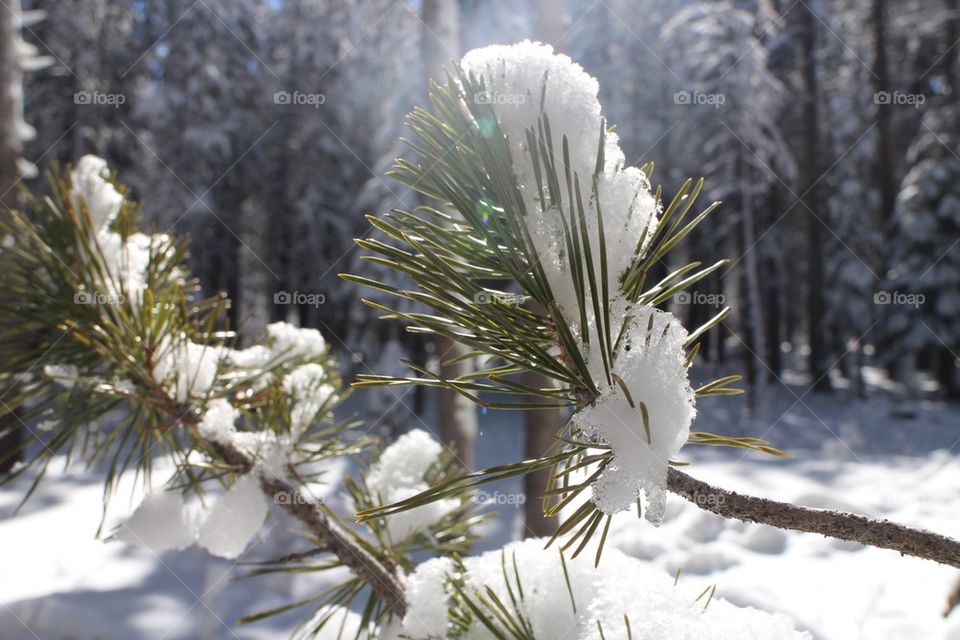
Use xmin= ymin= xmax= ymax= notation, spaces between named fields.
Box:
xmin=461 ymin=42 xmax=696 ymax=520
xmin=388 ymin=538 xmax=810 ymax=639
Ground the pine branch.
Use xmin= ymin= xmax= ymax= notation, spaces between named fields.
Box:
xmin=188 ymin=415 xmax=409 ymax=617
xmin=667 ymin=467 xmax=960 ymax=568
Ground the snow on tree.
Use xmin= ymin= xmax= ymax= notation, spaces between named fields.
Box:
xmin=129 ymin=0 xmax=274 ymax=332
xmin=817 ymin=0 xmax=888 ymax=393
xmin=454 ymin=41 xmax=700 ymax=520
xmin=364 ymin=429 xmax=459 ymax=541
xmin=385 ymin=538 xmax=809 ymax=639
xmin=663 ymin=2 xmax=795 ymax=403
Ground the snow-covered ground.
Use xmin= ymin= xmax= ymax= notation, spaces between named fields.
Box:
xmin=3 ymin=371 xmax=960 ymax=639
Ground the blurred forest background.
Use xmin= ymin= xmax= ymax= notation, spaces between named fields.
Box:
xmin=3 ymin=0 xmax=959 ymax=442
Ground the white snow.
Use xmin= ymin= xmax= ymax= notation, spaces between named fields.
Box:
xmin=266 ymin=321 xmax=327 ymax=361
xmin=117 ymin=470 xmax=269 ymax=561
xmin=197 ymin=397 xmax=291 ymax=479
xmin=366 ymin=429 xmax=459 ymax=541
xmin=115 ymin=489 xmax=198 ymax=552
xmin=460 ymin=41 xmax=659 ymax=338
xmin=390 ymin=538 xmax=807 ymax=639
xmin=227 ymin=344 xmax=272 ymax=369
xmin=197 ymin=397 xmax=239 ymax=445
xmin=70 ymin=155 xmax=123 ymax=232
xmin=386 ymin=556 xmax=454 ymax=639
xmin=95 ymin=230 xmax=167 ymax=302
xmin=6 ymin=418 xmax=960 ymax=639
xmin=151 ymin=336 xmax=226 ymax=403
xmin=366 ymin=429 xmax=443 ymax=491
xmin=573 ymin=307 xmax=697 ymax=520
xmin=283 ymin=363 xmax=336 ymax=437
xmin=69 ymin=156 xmax=167 ymax=305
xmin=294 ymin=607 xmax=366 ymax=640
xmin=43 ymin=363 xmax=79 ymax=389
xmin=196 ymin=473 xmax=269 ymax=559
xmin=0 ymin=455 xmax=351 ymax=639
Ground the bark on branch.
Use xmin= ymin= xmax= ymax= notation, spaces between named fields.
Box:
xmin=667 ymin=467 xmax=960 ymax=568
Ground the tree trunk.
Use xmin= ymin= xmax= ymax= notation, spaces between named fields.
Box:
xmin=764 ymin=185 xmax=783 ymax=378
xmin=945 ymin=0 xmax=960 ymax=100
xmin=0 ymin=1 xmax=24 ymax=472
xmin=236 ymin=199 xmax=272 ymax=344
xmin=798 ymin=4 xmax=830 ymax=391
xmin=937 ymin=348 xmax=959 ymax=399
xmin=423 ymin=0 xmax=477 ymax=470
xmin=872 ymin=0 xmax=896 ymax=231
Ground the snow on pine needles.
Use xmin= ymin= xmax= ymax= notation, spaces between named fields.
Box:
xmin=62 ymin=158 xmax=343 ymax=560
xmin=574 ymin=307 xmax=696 ymax=519
xmin=461 ymin=42 xmax=696 ymax=522
xmin=385 ymin=538 xmax=809 ymax=639
xmin=365 ymin=429 xmax=459 ymax=542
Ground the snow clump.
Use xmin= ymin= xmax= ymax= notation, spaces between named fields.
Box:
xmin=365 ymin=429 xmax=458 ymax=541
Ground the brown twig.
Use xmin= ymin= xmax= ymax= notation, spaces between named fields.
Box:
xmin=667 ymin=467 xmax=960 ymax=568
xmin=162 ymin=401 xmax=408 ymax=618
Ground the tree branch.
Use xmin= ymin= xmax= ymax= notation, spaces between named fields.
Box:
xmin=667 ymin=467 xmax=960 ymax=568
xmin=202 ymin=433 xmax=408 ymax=617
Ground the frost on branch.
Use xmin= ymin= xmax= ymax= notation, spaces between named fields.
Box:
xmin=460 ymin=42 xmax=695 ymax=522
xmin=365 ymin=429 xmax=458 ymax=541
xmin=389 ymin=538 xmax=808 ymax=640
